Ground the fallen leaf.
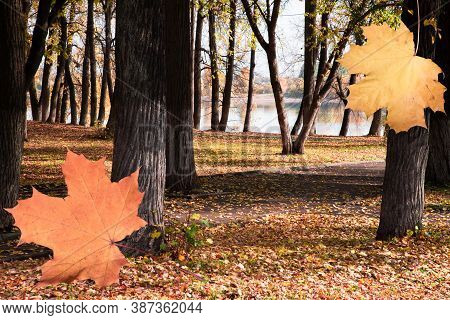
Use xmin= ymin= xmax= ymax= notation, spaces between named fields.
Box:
xmin=7 ymin=151 xmax=146 ymax=287
xmin=339 ymin=22 xmax=446 ymax=132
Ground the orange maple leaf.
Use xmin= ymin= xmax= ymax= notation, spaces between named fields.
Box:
xmin=7 ymin=151 xmax=147 ymax=287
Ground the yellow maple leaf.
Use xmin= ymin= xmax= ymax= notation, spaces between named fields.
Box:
xmin=339 ymin=22 xmax=446 ymax=132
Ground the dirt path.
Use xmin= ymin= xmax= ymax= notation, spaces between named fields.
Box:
xmin=3 ymin=160 xmax=448 ymax=263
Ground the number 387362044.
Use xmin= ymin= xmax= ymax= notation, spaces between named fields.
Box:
xmin=130 ymin=301 xmax=202 ymax=314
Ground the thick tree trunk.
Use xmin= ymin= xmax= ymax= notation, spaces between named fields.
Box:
xmin=267 ymin=46 xmax=292 ymax=154
xmin=426 ymin=6 xmax=450 ymax=186
xmin=88 ymin=0 xmax=98 ymax=127
xmin=165 ymin=0 xmax=197 ymax=192
xmin=0 ymin=0 xmax=26 ymax=231
xmin=377 ymin=128 xmax=429 ymax=240
xmin=48 ymin=16 xmax=68 ymax=123
xmin=368 ymin=109 xmax=383 ymax=136
xmin=291 ymin=0 xmax=317 ymax=137
xmin=243 ymin=46 xmax=256 ymax=132
xmin=40 ymin=54 xmax=52 ymax=122
xmin=112 ymin=0 xmax=166 ymax=255
xmin=208 ymin=10 xmax=220 ymax=131
xmin=218 ymin=0 xmax=237 ymax=132
xmin=193 ymin=7 xmax=204 ymax=130
xmin=377 ymin=0 xmax=437 ymax=240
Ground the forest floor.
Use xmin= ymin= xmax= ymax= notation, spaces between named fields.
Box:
xmin=0 ymin=122 xmax=449 ymax=299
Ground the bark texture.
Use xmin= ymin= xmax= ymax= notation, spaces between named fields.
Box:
xmin=0 ymin=0 xmax=26 ymax=231
xmin=112 ymin=0 xmax=166 ymax=255
xmin=165 ymin=0 xmax=197 ymax=191
xmin=377 ymin=128 xmax=429 ymax=240
xmin=218 ymin=0 xmax=237 ymax=132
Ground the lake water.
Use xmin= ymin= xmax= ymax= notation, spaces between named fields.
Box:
xmin=27 ymin=94 xmax=379 ymax=136
xmin=200 ymin=94 xmax=378 ymax=136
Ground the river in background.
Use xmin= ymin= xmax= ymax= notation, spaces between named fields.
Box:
xmin=200 ymin=94 xmax=379 ymax=136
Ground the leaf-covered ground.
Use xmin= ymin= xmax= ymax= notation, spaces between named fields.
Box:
xmin=20 ymin=122 xmax=386 ymax=184
xmin=1 ymin=122 xmax=449 ymax=299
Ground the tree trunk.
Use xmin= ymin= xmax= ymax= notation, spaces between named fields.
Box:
xmin=112 ymin=0 xmax=166 ymax=255
xmin=377 ymin=0 xmax=437 ymax=240
xmin=104 ymin=0 xmax=115 ymax=132
xmin=65 ymin=3 xmax=78 ymax=125
xmin=193 ymin=6 xmax=204 ymax=130
xmin=40 ymin=53 xmax=53 ymax=122
xmin=208 ymin=10 xmax=220 ymax=131
xmin=98 ymin=67 xmax=108 ymax=125
xmin=293 ymin=12 xmax=330 ymax=153
xmin=24 ymin=0 xmax=65 ymax=88
xmin=339 ymin=74 xmax=357 ymax=137
xmin=29 ymin=79 xmax=41 ymax=121
xmin=0 ymin=0 xmax=26 ymax=231
xmin=290 ymin=100 xmax=303 ymax=136
xmin=218 ymin=0 xmax=237 ymax=132
xmin=426 ymin=5 xmax=450 ymax=186
xmin=88 ymin=0 xmax=98 ymax=127
xmin=165 ymin=0 xmax=197 ymax=192
xmin=339 ymin=109 xmax=351 ymax=137
xmin=66 ymin=66 xmax=78 ymax=125
xmin=377 ymin=128 xmax=429 ymax=240
xmin=48 ymin=16 xmax=68 ymax=123
xmin=98 ymin=0 xmax=113 ymax=126
xmin=368 ymin=109 xmax=383 ymax=136
xmin=60 ymin=80 xmax=68 ymax=123
xmin=55 ymin=83 xmax=63 ymax=123
xmin=79 ymin=38 xmax=90 ymax=126
xmin=190 ymin=0 xmax=195 ymax=118
xmin=291 ymin=0 xmax=317 ymax=137
xmin=243 ymin=46 xmax=256 ymax=132
xmin=267 ymin=45 xmax=293 ymax=154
